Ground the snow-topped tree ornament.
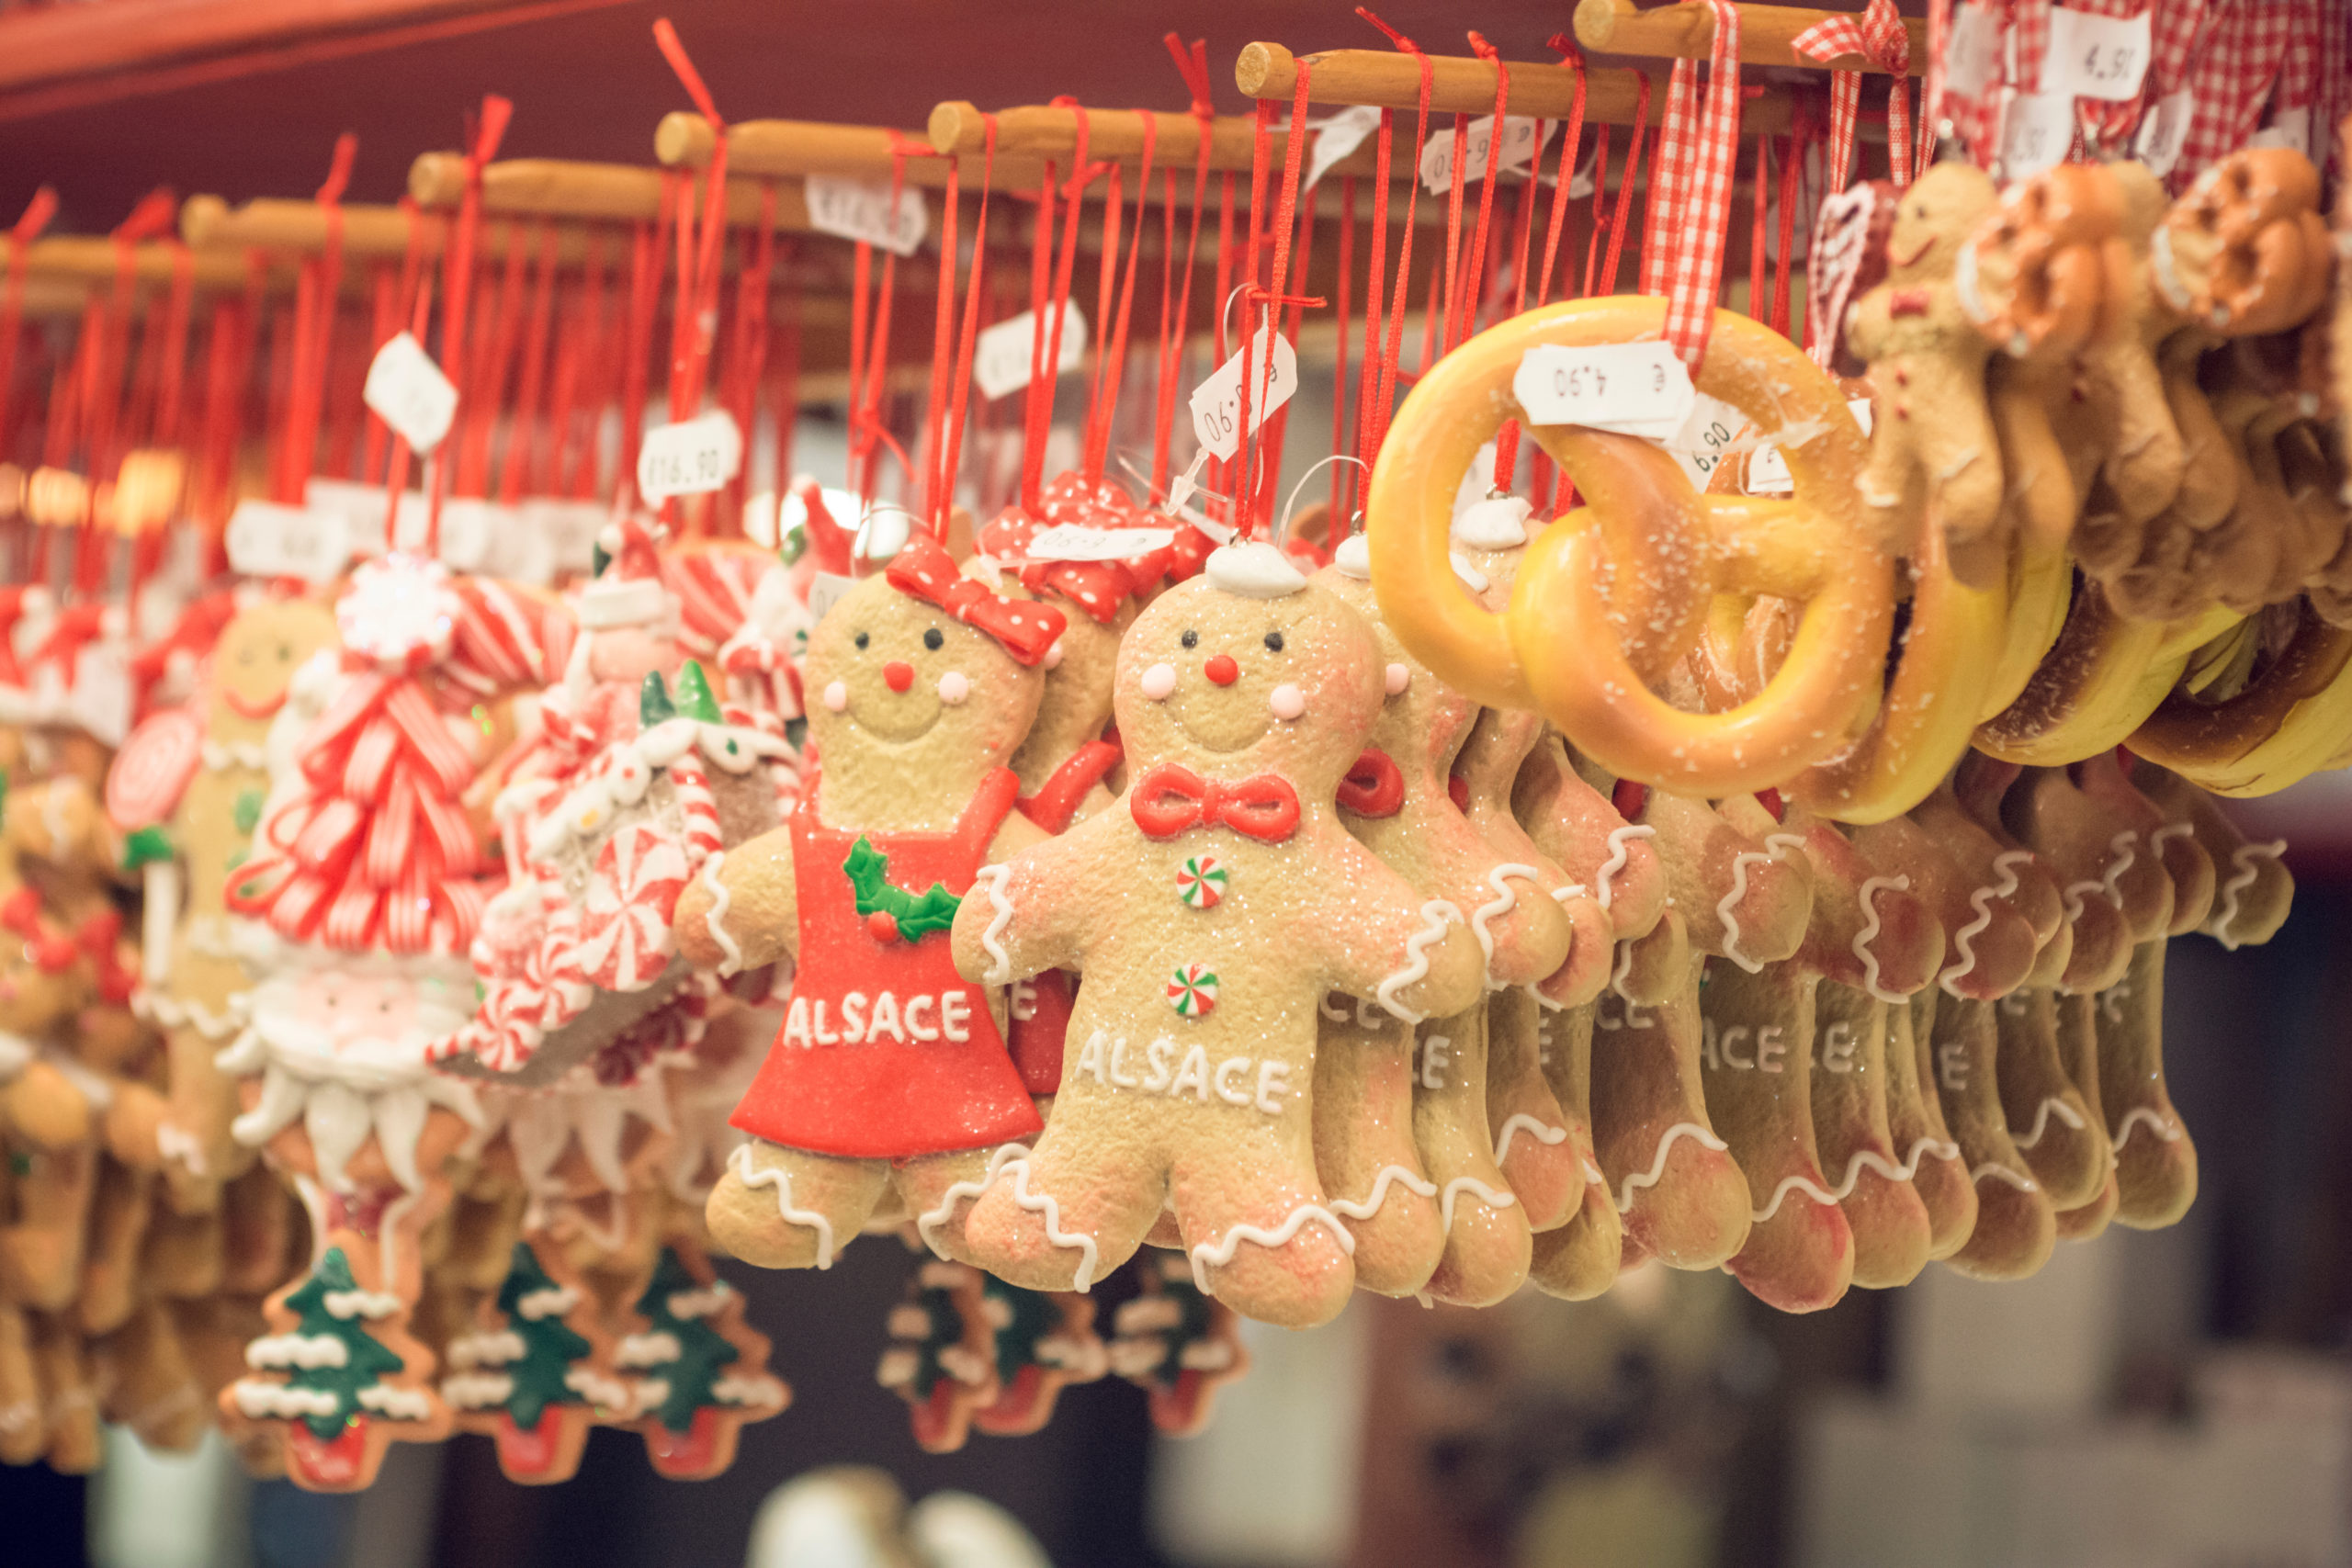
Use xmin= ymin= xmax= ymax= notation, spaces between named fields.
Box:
xmin=442 ymin=1237 xmax=630 ymax=1483
xmin=218 ymin=553 xmax=572 ymax=1489
xmin=227 ymin=1244 xmax=450 ymax=1490
xmin=876 ymin=1253 xmax=1000 ymax=1452
xmin=1107 ymin=1252 xmax=1250 ymax=1436
xmin=968 ymin=1277 xmax=1108 ymax=1438
xmin=617 ymin=1243 xmax=786 ymax=1479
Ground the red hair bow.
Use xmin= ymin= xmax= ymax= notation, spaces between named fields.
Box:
xmin=1129 ymin=762 xmax=1300 ymax=843
xmin=1336 ymin=748 xmax=1406 ymax=818
xmin=885 ymin=532 xmax=1069 ymax=668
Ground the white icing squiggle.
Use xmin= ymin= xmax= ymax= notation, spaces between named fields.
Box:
xmin=1439 ymin=1177 xmax=1518 ymax=1233
xmin=913 ymin=1143 xmax=1027 ymax=1258
xmin=1971 ymin=1162 xmax=2041 ymax=1192
xmin=1493 ymin=1114 xmax=1568 ymax=1168
xmin=1377 ymin=899 xmax=1464 ymax=1023
xmin=1715 ymin=850 xmax=1780 ymax=973
xmin=1470 ymin=864 xmax=1541 ymax=982
xmin=1000 ymin=1156 xmax=1100 ymax=1292
xmin=696 ymin=850 xmax=742 ymax=976
xmin=1613 ymin=1122 xmax=1730 ymax=1213
xmin=1609 ymin=937 xmax=1636 ymax=1002
xmin=974 ymin=864 xmax=1016 ymax=984
xmin=2062 ymin=879 xmax=2109 ymax=924
xmin=1854 ymin=874 xmax=1912 ymax=1003
xmin=1325 ymin=1164 xmax=1439 ymax=1221
xmin=1596 ymin=825 xmax=1656 ymax=912
xmin=1747 ymin=1134 xmax=1962 ymax=1222
xmin=1189 ymin=1201 xmax=1356 ymax=1293
xmin=1942 ymin=850 xmax=2030 ymax=996
xmin=2008 ymin=1096 xmax=2087 ymax=1152
xmin=2210 ymin=840 xmax=2287 ymax=951
xmin=728 ymin=1144 xmax=837 ymax=1269
xmin=2112 ymin=1107 xmax=2184 ymax=1153
xmin=2098 ymin=831 xmax=2139 ymax=909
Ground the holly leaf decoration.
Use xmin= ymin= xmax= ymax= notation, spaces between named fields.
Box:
xmin=121 ymin=824 xmax=175 ymax=870
xmin=842 ymin=836 xmax=961 ymax=941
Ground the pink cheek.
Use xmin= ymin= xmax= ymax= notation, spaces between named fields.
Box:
xmin=822 ymin=681 xmax=849 ymax=713
xmin=1385 ymin=662 xmax=1411 ymax=696
xmin=1140 ymin=662 xmax=1177 ymax=702
xmin=1044 ymin=640 xmax=1066 ymax=671
xmin=938 ymin=671 xmax=970 ymax=706
xmin=1270 ymin=682 xmax=1306 ymax=721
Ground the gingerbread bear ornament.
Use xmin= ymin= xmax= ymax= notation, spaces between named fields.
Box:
xmin=676 ymin=532 xmax=1066 ymax=1274
xmin=947 ymin=540 xmax=1485 ymax=1328
xmin=1846 ymin=163 xmax=2004 ymax=561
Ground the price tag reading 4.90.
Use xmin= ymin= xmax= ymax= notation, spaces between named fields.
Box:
xmin=637 ymin=410 xmax=743 ymax=503
xmin=1512 ymin=343 xmax=1694 ymax=434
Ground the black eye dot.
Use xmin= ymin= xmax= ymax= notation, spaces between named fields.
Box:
xmin=1263 ymin=630 xmax=1284 ymax=652
xmin=854 ymin=631 xmax=869 ymax=650
xmin=1180 ymin=629 xmax=1198 ymax=649
xmin=923 ymin=627 xmax=944 ymax=651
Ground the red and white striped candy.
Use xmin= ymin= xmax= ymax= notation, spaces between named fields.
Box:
xmin=106 ymin=709 xmax=203 ymax=830
xmin=572 ymin=823 xmax=686 ymax=992
xmin=670 ymin=753 xmax=723 ymax=864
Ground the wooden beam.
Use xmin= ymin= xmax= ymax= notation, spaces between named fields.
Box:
xmin=1573 ymin=0 xmax=1925 ymax=74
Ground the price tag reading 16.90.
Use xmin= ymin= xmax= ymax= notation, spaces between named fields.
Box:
xmin=1511 ymin=342 xmax=1694 ymax=434
xmin=637 ymin=410 xmax=744 ymax=503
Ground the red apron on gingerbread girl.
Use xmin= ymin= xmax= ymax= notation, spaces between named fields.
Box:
xmin=676 ymin=530 xmax=1065 ymax=1271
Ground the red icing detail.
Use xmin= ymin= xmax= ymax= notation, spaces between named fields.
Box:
xmin=1611 ymin=778 xmax=1650 ymax=820
xmin=1888 ymin=288 xmax=1931 ymax=317
xmin=1203 ymin=654 xmax=1239 ymax=686
xmin=495 ymin=1407 xmax=563 ymax=1477
xmin=1446 ymin=773 xmax=1471 ymax=813
xmin=1337 ymin=748 xmax=1407 ymax=818
xmin=288 ymin=1417 xmax=371 ymax=1489
xmin=1015 ymin=738 xmax=1124 ymax=835
xmin=885 ymin=533 xmax=1067 ymax=666
xmin=106 ymin=708 xmax=204 ymax=829
xmin=730 ymin=768 xmax=1042 ymax=1160
xmin=867 ymin=909 xmax=902 ymax=944
xmin=972 ymin=1362 xmax=1054 ymax=1436
xmin=1129 ymin=763 xmax=1301 ymax=843
xmin=643 ymin=1406 xmax=720 ymax=1478
xmin=883 ymin=660 xmax=915 ymax=694
xmin=1009 ymin=968 xmax=1075 ymax=1094
xmin=1756 ymin=787 xmax=1785 ymax=822
xmin=908 ymin=1376 xmax=967 ymax=1452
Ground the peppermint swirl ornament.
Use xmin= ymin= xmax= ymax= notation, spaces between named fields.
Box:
xmin=1176 ymin=855 xmax=1227 ymax=909
xmin=1165 ymin=964 xmax=1218 ymax=1018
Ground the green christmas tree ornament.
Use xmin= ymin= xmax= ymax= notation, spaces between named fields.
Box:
xmin=639 ymin=670 xmax=677 ymax=728
xmin=674 ymin=660 xmax=723 ymax=723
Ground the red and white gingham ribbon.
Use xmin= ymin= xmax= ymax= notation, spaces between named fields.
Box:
xmin=1644 ymin=0 xmax=1742 ymax=369
xmin=1793 ymin=0 xmax=1914 ymax=188
xmin=2175 ymin=0 xmax=2299 ymax=186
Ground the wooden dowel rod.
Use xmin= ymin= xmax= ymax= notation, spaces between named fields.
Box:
xmin=1238 ymin=40 xmax=1850 ymax=140
xmin=180 ymin=194 xmax=617 ymax=265
xmin=924 ymin=100 xmax=1394 ymax=180
xmin=657 ymin=112 xmax=1065 ymax=191
xmin=1574 ymin=0 xmax=1924 ymax=73
xmin=0 ymin=237 xmax=256 ymax=289
xmin=407 ymin=152 xmax=834 ymax=233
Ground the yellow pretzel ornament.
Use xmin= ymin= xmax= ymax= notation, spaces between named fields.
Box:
xmin=1368 ymin=297 xmax=1893 ymax=799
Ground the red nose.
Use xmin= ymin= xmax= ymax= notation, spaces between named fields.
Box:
xmin=883 ymin=660 xmax=915 ymax=693
xmin=1204 ymin=654 xmax=1239 ymax=686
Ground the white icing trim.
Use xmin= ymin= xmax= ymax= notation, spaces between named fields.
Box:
xmin=2111 ymin=1106 xmax=2184 ymax=1153
xmin=2209 ymin=840 xmax=2287 ymax=951
xmin=727 ymin=1143 xmax=837 ymax=1269
xmin=1747 ymin=1135 xmax=1965 ymax=1224
xmin=1855 ymin=874 xmax=1912 ymax=1003
xmin=1204 ymin=541 xmax=1307 ymax=598
xmin=696 ymin=850 xmax=743 ymax=976
xmin=1970 ymin=1162 xmax=2041 ymax=1192
xmin=201 ymin=738 xmax=268 ymax=772
xmin=1439 ymin=1177 xmax=1518 ymax=1233
xmin=1448 ymin=552 xmax=1490 ymax=592
xmin=998 ymin=1156 xmax=1100 ymax=1292
xmin=1324 ymin=1163 xmax=1439 ymax=1220
xmin=1332 ymin=534 xmax=1372 ymax=580
xmin=1596 ymin=824 xmax=1655 ymax=912
xmin=1715 ymin=850 xmax=1779 ymax=973
xmin=322 ymin=1286 xmax=403 ymax=1320
xmin=1941 ymin=850 xmax=2030 ymax=996
xmin=2098 ymin=831 xmax=2139 ymax=909
xmin=2148 ymin=224 xmax=2191 ymax=310
xmin=1452 ymin=492 xmax=1532 ymax=549
xmin=1470 ymin=864 xmax=1541 ymax=983
xmin=1376 ymin=899 xmax=1464 ymax=1023
xmin=913 ymin=1142 xmax=1027 ymax=1259
xmin=974 ymin=864 xmax=1016 ymax=985
xmin=2008 ymin=1095 xmax=2087 ymax=1152
xmin=136 ymin=991 xmax=245 ymax=1041
xmin=1613 ymin=1122 xmax=1730 ymax=1213
xmin=1492 ymin=1114 xmax=1568 ymax=1168
xmin=1608 ymin=937 xmax=1636 ymax=1002
xmin=1188 ymin=1201 xmax=1355 ymax=1293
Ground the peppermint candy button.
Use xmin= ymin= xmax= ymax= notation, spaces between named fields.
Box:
xmin=106 ymin=708 xmax=204 ymax=831
xmin=1167 ymin=964 xmax=1219 ymax=1019
xmin=1177 ymin=855 xmax=1227 ymax=909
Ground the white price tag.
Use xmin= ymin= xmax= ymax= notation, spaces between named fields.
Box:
xmin=1667 ymin=393 xmax=1752 ymax=472
xmin=2048 ymin=6 xmax=2151 ymax=103
xmin=1748 ymin=398 xmax=1871 ymax=496
xmin=302 ymin=478 xmax=392 ymax=557
xmin=2249 ymin=106 xmax=2312 ymax=160
xmin=804 ymin=174 xmax=927 ymax=257
xmin=974 ymin=305 xmax=1088 ymax=400
xmin=2134 ymin=87 xmax=2196 ymax=177
xmin=1419 ymin=115 xmax=1553 ymax=193
xmin=362 ymin=332 xmax=458 ymax=455
xmin=1189 ymin=327 xmax=1301 ymax=460
xmin=225 ymin=500 xmax=351 ymax=582
xmin=808 ymin=570 xmax=856 ymax=625
xmin=637 ymin=410 xmax=743 ymax=502
xmin=432 ymin=497 xmax=497 ymax=572
xmin=1023 ymin=523 xmax=1177 ymax=561
xmin=1306 ymin=106 xmax=1384 ymax=191
xmin=1513 ymin=343 xmax=1694 ymax=434
xmin=1943 ymin=2 xmax=2003 ymax=99
xmin=2000 ymin=89 xmax=2077 ymax=178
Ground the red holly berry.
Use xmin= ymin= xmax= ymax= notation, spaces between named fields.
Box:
xmin=867 ymin=910 xmax=901 ymax=944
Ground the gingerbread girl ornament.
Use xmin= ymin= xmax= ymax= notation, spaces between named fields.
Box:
xmin=947 ymin=540 xmax=1486 ymax=1327
xmin=675 ymin=531 xmax=1065 ymax=1272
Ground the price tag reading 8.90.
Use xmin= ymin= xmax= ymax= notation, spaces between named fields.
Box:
xmin=1512 ymin=342 xmax=1693 ymax=435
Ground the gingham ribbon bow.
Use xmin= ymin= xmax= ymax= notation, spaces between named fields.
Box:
xmin=1793 ymin=0 xmax=1913 ymax=190
xmin=1650 ymin=0 xmax=1744 ymax=370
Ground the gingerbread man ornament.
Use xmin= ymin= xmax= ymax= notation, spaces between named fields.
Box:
xmin=948 ymin=541 xmax=1485 ymax=1327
